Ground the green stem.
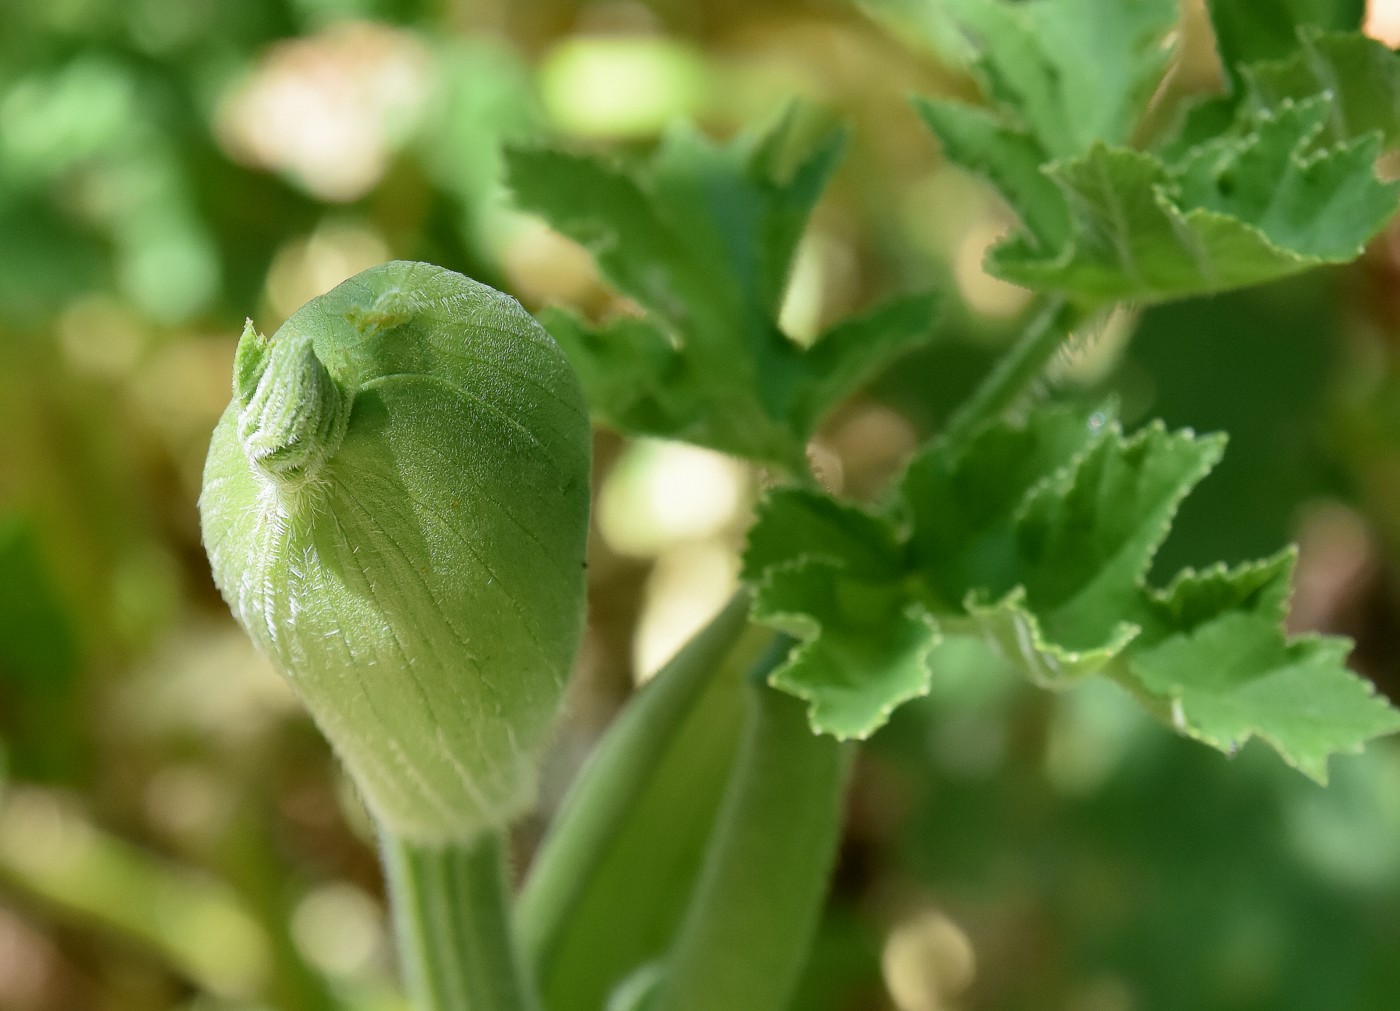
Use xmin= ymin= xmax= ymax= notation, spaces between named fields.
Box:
xmin=216 ymin=774 xmax=339 ymax=1011
xmin=517 ymin=591 xmax=753 ymax=972
xmin=651 ymin=641 xmax=853 ymax=1011
xmin=382 ymin=830 xmax=539 ymax=1011
xmin=941 ymin=295 xmax=1080 ymax=445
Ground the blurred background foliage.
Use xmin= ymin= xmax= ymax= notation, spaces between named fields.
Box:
xmin=2 ymin=0 xmax=1400 ymax=1009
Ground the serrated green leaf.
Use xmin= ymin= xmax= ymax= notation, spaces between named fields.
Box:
xmin=944 ymin=0 xmax=1178 ymax=156
xmin=964 ymin=586 xmax=1138 ymax=686
xmin=1127 ymin=615 xmax=1400 ymax=783
xmin=1208 ymin=0 xmax=1365 ymax=89
xmin=930 ymin=421 xmax=1226 ymax=689
xmin=1243 ymin=29 xmax=1400 ymax=147
xmin=741 ymin=488 xmax=902 ymax=583
xmin=1137 ymin=549 xmax=1296 ymax=639
xmin=913 ymin=98 xmax=1068 ymax=250
xmin=1173 ymin=96 xmax=1395 ymax=259
xmin=918 ymin=11 xmax=1400 ymax=307
xmin=901 ymin=402 xmax=1110 ymax=606
xmin=507 ymin=113 xmax=938 ymax=468
xmin=1162 ymin=28 xmax=1400 ymax=160
xmin=988 ymin=145 xmax=1301 ymax=300
xmin=741 ymin=405 xmax=1400 ymax=778
xmin=989 ymin=114 xmax=1398 ymax=303
xmin=1010 ymin=422 xmax=1226 ymax=653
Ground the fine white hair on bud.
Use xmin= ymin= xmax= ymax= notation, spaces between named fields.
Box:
xmin=200 ymin=262 xmax=591 ymax=843
xmin=237 ymin=327 xmax=349 ymax=486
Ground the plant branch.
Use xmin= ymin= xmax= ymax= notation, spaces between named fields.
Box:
xmin=516 ymin=591 xmax=754 ymax=973
xmin=382 ymin=830 xmax=539 ymax=1011
xmin=650 ymin=639 xmax=853 ymax=1011
xmin=942 ymin=295 xmax=1082 ymax=445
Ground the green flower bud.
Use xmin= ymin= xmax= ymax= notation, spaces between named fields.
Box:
xmin=200 ymin=262 xmax=591 ymax=843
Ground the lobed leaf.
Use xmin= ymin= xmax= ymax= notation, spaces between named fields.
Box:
xmin=986 ymin=100 xmax=1398 ymax=304
xmin=1207 ymin=0 xmax=1365 ymax=89
xmin=741 ymin=406 xmax=1400 ymax=778
xmin=507 ymin=112 xmax=938 ymax=469
xmin=917 ymin=2 xmax=1400 ymax=308
xmin=1242 ymin=30 xmax=1400 ymax=147
xmin=755 ymin=559 xmax=941 ymax=740
xmin=1128 ymin=616 xmax=1397 ymax=783
xmin=943 ymin=0 xmax=1179 ymax=157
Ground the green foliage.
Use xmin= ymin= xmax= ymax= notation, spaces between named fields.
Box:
xmin=506 ymin=112 xmax=938 ymax=470
xmin=940 ymin=0 xmax=1179 ymax=156
xmin=1207 ymin=0 xmax=1364 ymax=86
xmin=917 ymin=1 xmax=1400 ymax=307
xmin=742 ymin=405 xmax=1400 ymax=780
xmin=8 ymin=2 xmax=1400 ymax=1007
xmin=1242 ymin=30 xmax=1400 ymax=146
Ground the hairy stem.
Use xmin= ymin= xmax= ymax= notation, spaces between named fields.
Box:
xmin=517 ymin=591 xmax=753 ymax=973
xmin=651 ymin=640 xmax=853 ymax=1011
xmin=382 ymin=830 xmax=539 ymax=1011
xmin=942 ymin=295 xmax=1080 ymax=445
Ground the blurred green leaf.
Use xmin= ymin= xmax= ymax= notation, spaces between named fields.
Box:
xmin=1207 ymin=0 xmax=1365 ymax=88
xmin=918 ymin=14 xmax=1400 ymax=308
xmin=943 ymin=0 xmax=1178 ymax=157
xmin=924 ymin=93 xmax=1397 ymax=306
xmin=0 ymin=788 xmax=271 ymax=997
xmin=1243 ymin=30 xmax=1400 ymax=146
xmin=743 ymin=406 xmax=1400 ymax=778
xmin=506 ymin=111 xmax=938 ymax=469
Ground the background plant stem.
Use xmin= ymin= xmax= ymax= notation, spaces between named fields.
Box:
xmin=382 ymin=829 xmax=539 ymax=1011
xmin=942 ymin=295 xmax=1081 ymax=445
xmin=650 ymin=639 xmax=853 ymax=1011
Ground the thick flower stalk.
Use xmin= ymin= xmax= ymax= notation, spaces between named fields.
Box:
xmin=200 ymin=261 xmax=591 ymax=845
